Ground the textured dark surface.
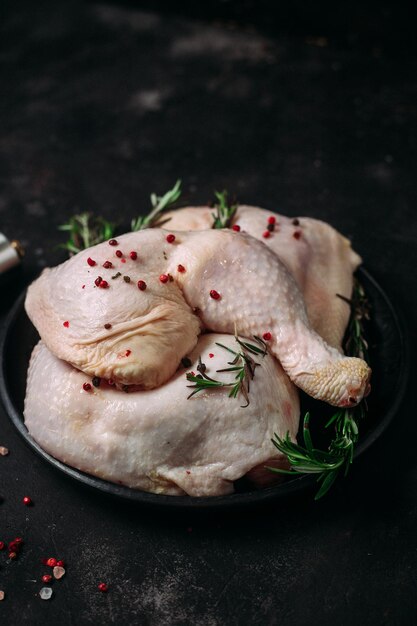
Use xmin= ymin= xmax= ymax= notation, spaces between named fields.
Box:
xmin=0 ymin=2 xmax=416 ymax=624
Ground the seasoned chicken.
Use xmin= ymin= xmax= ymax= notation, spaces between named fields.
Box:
xmin=24 ymin=336 xmax=299 ymax=496
xmin=25 ymin=228 xmax=370 ymax=406
xmin=163 ymin=205 xmax=361 ymax=350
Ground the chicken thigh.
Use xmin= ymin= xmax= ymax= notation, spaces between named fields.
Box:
xmin=25 ymin=228 xmax=370 ymax=406
xmin=24 ymin=335 xmax=299 ymax=496
xmin=163 ymin=205 xmax=361 ymax=350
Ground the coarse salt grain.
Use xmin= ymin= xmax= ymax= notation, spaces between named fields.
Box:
xmin=0 ymin=590 xmax=5 ymax=601
xmin=39 ymin=587 xmax=53 ymax=600
xmin=0 ymin=446 xmax=9 ymax=456
xmin=53 ymin=566 xmax=65 ymax=580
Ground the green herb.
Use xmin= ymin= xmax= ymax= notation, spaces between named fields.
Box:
xmin=270 ymin=278 xmax=370 ymax=499
xmin=58 ymin=213 xmax=115 ymax=254
xmin=211 ymin=190 xmax=238 ymax=229
xmin=186 ymin=335 xmax=267 ymax=407
xmin=131 ymin=179 xmax=182 ymax=231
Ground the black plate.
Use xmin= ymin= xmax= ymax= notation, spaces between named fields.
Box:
xmin=0 ymin=268 xmax=409 ymax=509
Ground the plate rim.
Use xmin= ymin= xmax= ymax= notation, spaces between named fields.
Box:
xmin=0 ymin=267 xmax=410 ymax=509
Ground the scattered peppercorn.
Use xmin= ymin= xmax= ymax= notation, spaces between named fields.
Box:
xmin=103 ymin=261 xmax=113 ymax=269
xmin=104 ymin=323 xmax=112 ymax=329
xmin=108 ymin=239 xmax=118 ymax=246
xmin=268 ymin=216 xmax=276 ymax=225
xmin=292 ymin=218 xmax=300 ymax=226
xmin=98 ymin=582 xmax=108 ymax=592
xmin=56 ymin=560 xmax=65 ymax=567
xmin=209 ymin=353 xmax=214 ymax=358
xmin=115 ymin=250 xmax=123 ymax=258
xmin=23 ymin=496 xmax=32 ymax=506
xmin=94 ymin=276 xmax=102 ymax=287
xmin=137 ymin=280 xmax=146 ymax=290
xmin=159 ymin=274 xmax=169 ymax=283
xmin=8 ymin=552 xmax=17 ymax=560
xmin=92 ymin=377 xmax=101 ymax=388
xmin=129 ymin=251 xmax=137 ymax=260
xmin=267 ymin=222 xmax=275 ymax=232
xmin=42 ymin=575 xmax=53 ymax=584
xmin=263 ymin=332 xmax=272 ymax=341
xmin=124 ymin=276 xmax=131 ymax=283
xmin=166 ymin=234 xmax=176 ymax=243
xmin=232 ymin=224 xmax=241 ymax=232
xmin=293 ymin=230 xmax=302 ymax=240
xmin=87 ymin=257 xmax=96 ymax=267
xmin=262 ymin=230 xmax=270 ymax=239
xmin=125 ymin=350 xmax=131 ymax=357
xmin=46 ymin=558 xmax=57 ymax=568
xmin=0 ymin=541 xmax=5 ymax=550
xmin=99 ymin=280 xmax=109 ymax=289
xmin=83 ymin=383 xmax=92 ymax=392
xmin=210 ymin=290 xmax=221 ymax=300
xmin=63 ymin=321 xmax=69 ymax=328
xmin=111 ymin=272 xmax=121 ymax=280
xmin=181 ymin=357 xmax=192 ymax=368
xmin=177 ymin=264 xmax=186 ymax=273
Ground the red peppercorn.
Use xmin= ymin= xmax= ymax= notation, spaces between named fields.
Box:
xmin=104 ymin=323 xmax=112 ymax=329
xmin=94 ymin=276 xmax=102 ymax=287
xmin=263 ymin=332 xmax=272 ymax=341
xmin=210 ymin=290 xmax=221 ymax=300
xmin=108 ymin=239 xmax=118 ymax=246
xmin=23 ymin=496 xmax=32 ymax=506
xmin=56 ymin=560 xmax=65 ymax=567
xmin=0 ymin=541 xmax=4 ymax=550
xmin=177 ymin=264 xmax=186 ymax=273
xmin=98 ymin=582 xmax=108 ymax=592
xmin=63 ymin=321 xmax=69 ymax=328
xmin=262 ymin=230 xmax=270 ymax=239
xmin=87 ymin=257 xmax=96 ymax=267
xmin=42 ymin=574 xmax=53 ymax=583
xmin=137 ymin=280 xmax=147 ymax=291
xmin=232 ymin=224 xmax=241 ymax=232
xmin=166 ymin=234 xmax=176 ymax=243
xmin=293 ymin=230 xmax=301 ymax=240
xmin=83 ymin=383 xmax=92 ymax=392
xmin=103 ymin=261 xmax=113 ymax=269
xmin=208 ymin=353 xmax=214 ymax=358
xmin=46 ymin=558 xmax=57 ymax=568
xmin=115 ymin=250 xmax=123 ymax=258
xmin=268 ymin=216 xmax=276 ymax=225
xmin=159 ymin=274 xmax=169 ymax=283
xmin=125 ymin=350 xmax=131 ymax=357
xmin=129 ymin=251 xmax=137 ymax=260
xmin=99 ymin=280 xmax=109 ymax=289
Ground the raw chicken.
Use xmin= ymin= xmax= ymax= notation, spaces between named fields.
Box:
xmin=24 ymin=336 xmax=299 ymax=496
xmin=163 ymin=205 xmax=361 ymax=350
xmin=25 ymin=227 xmax=370 ymax=406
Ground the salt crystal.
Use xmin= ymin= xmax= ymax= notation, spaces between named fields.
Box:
xmin=53 ymin=566 xmax=65 ymax=580
xmin=0 ymin=590 xmax=5 ymax=601
xmin=0 ymin=447 xmax=9 ymax=456
xmin=39 ymin=587 xmax=53 ymax=600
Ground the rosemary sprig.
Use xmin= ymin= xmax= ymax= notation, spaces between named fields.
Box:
xmin=186 ymin=335 xmax=266 ymax=407
xmin=211 ymin=190 xmax=238 ymax=229
xmin=131 ymin=179 xmax=182 ymax=231
xmin=270 ymin=278 xmax=370 ymax=500
xmin=58 ymin=213 xmax=115 ymax=254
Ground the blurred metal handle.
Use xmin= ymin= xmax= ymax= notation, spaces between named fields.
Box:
xmin=0 ymin=233 xmax=24 ymax=275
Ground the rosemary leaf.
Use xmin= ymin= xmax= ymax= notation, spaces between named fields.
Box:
xmin=131 ymin=179 xmax=182 ymax=231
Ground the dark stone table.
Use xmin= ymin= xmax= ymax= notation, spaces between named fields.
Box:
xmin=0 ymin=2 xmax=416 ymax=624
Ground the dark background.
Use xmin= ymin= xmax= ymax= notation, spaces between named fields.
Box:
xmin=0 ymin=1 xmax=416 ymax=624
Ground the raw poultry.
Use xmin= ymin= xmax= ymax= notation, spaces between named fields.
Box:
xmin=25 ymin=223 xmax=370 ymax=406
xmin=24 ymin=205 xmax=370 ymax=495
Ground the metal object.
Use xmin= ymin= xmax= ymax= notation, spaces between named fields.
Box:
xmin=0 ymin=233 xmax=24 ymax=276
